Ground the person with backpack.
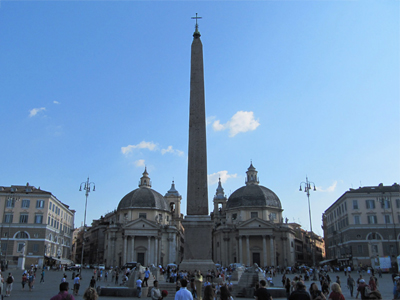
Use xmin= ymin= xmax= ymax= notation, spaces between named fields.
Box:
xmin=28 ymin=271 xmax=35 ymax=292
xmin=5 ymin=272 xmax=14 ymax=297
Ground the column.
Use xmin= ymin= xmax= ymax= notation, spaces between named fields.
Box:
xmin=235 ymin=237 xmax=239 ymax=264
xmin=246 ymin=235 xmax=250 ymax=266
xmin=131 ymin=236 xmax=135 ymax=262
xmin=123 ymin=236 xmax=127 ymax=264
xmin=270 ymin=236 xmax=275 ymax=266
xmin=239 ymin=236 xmax=243 ymax=264
xmin=147 ymin=236 xmax=151 ymax=266
xmin=281 ymin=237 xmax=287 ymax=267
xmin=262 ymin=235 xmax=267 ymax=267
xmin=155 ymin=237 xmax=159 ymax=266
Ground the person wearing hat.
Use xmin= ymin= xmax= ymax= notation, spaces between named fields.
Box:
xmin=289 ymin=281 xmax=311 ymax=300
xmin=355 ymin=279 xmax=367 ymax=299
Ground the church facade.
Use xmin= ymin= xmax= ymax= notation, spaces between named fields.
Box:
xmin=212 ymin=163 xmax=301 ymax=267
xmin=100 ymin=169 xmax=184 ymax=268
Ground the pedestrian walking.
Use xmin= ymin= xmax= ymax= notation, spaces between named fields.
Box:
xmin=289 ymin=281 xmax=311 ymax=300
xmin=22 ymin=273 xmax=27 ymax=290
xmin=28 ymin=271 xmax=35 ymax=292
xmin=347 ymin=274 xmax=355 ymax=297
xmin=144 ymin=268 xmax=150 ymax=287
xmin=73 ymin=274 xmax=81 ymax=296
xmin=5 ymin=272 xmax=14 ymax=297
xmin=136 ymin=277 xmax=142 ymax=298
xmin=90 ymin=276 xmax=96 ymax=288
xmin=40 ymin=269 xmax=45 ymax=283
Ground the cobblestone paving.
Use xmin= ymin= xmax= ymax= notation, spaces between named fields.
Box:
xmin=4 ymin=269 xmax=396 ymax=300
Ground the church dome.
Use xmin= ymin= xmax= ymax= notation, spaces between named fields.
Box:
xmin=117 ymin=168 xmax=169 ymax=211
xmin=226 ymin=184 xmax=282 ymax=209
xmin=117 ymin=187 xmax=169 ymax=211
xmin=226 ymin=163 xmax=282 ymax=209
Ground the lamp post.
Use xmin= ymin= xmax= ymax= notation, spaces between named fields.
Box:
xmin=79 ymin=177 xmax=95 ymax=268
xmin=377 ymin=193 xmax=398 ymax=257
xmin=299 ymin=176 xmax=317 ymax=268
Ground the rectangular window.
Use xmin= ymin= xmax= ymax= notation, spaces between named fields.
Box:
xmin=4 ymin=214 xmax=13 ymax=223
xmin=381 ymin=199 xmax=391 ymax=209
xmin=371 ymin=244 xmax=378 ymax=254
xmin=33 ymin=244 xmax=39 ymax=253
xmin=367 ymin=215 xmax=377 ymax=224
xmin=396 ymin=199 xmax=400 ymax=209
xmin=366 ymin=200 xmax=375 ymax=209
xmin=51 ymin=218 xmax=54 ymax=226
xmin=385 ymin=215 xmax=392 ymax=224
xmin=52 ymin=205 xmax=55 ymax=212
xmin=251 ymin=212 xmax=258 ymax=218
xmin=60 ymin=224 xmax=63 ymax=231
xmin=357 ymin=245 xmax=363 ymax=254
xmin=21 ymin=199 xmax=30 ymax=208
xmin=139 ymin=213 xmax=147 ymax=219
xmin=6 ymin=199 xmax=15 ymax=208
xmin=35 ymin=215 xmax=43 ymax=224
xmin=17 ymin=243 xmax=25 ymax=252
xmin=19 ymin=214 xmax=28 ymax=223
xmin=48 ymin=216 xmax=50 ymax=224
xmin=1 ymin=243 xmax=7 ymax=252
xmin=36 ymin=200 xmax=44 ymax=208
xmin=353 ymin=200 xmax=358 ymax=209
xmin=354 ymin=215 xmax=360 ymax=224
xmin=49 ymin=202 xmax=52 ymax=210
xmin=232 ymin=213 xmax=237 ymax=220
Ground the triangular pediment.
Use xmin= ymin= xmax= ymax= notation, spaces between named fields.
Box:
xmin=125 ymin=218 xmax=159 ymax=230
xmin=236 ymin=217 xmax=276 ymax=229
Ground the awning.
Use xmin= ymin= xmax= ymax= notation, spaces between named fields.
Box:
xmin=52 ymin=258 xmax=75 ymax=265
xmin=319 ymin=259 xmax=336 ymax=265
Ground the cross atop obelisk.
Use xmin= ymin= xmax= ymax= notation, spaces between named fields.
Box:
xmin=191 ymin=13 xmax=202 ymax=37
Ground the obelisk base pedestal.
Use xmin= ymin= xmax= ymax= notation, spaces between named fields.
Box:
xmin=180 ymin=215 xmax=215 ymax=273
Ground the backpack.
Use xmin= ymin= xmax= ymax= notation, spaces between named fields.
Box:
xmin=6 ymin=276 xmax=13 ymax=284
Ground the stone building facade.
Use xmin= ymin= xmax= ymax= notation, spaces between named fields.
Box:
xmin=323 ymin=183 xmax=400 ymax=268
xmin=100 ymin=169 xmax=184 ymax=268
xmin=212 ymin=164 xmax=322 ymax=268
xmin=0 ymin=184 xmax=75 ymax=268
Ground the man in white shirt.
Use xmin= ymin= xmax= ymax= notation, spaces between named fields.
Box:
xmin=175 ymin=279 xmax=193 ymax=300
xmin=151 ymin=280 xmax=162 ymax=300
xmin=136 ymin=277 xmax=142 ymax=298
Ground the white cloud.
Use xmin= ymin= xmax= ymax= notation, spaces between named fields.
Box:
xmin=317 ymin=181 xmax=338 ymax=192
xmin=212 ymin=111 xmax=260 ymax=137
xmin=208 ymin=170 xmax=238 ymax=185
xmin=161 ymin=145 xmax=184 ymax=156
xmin=53 ymin=101 xmax=60 ymax=104
xmin=121 ymin=141 xmax=157 ymax=155
xmin=29 ymin=107 xmax=46 ymax=117
xmin=134 ymin=159 xmax=146 ymax=167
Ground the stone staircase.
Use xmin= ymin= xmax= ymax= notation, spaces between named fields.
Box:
xmin=158 ymin=282 xmax=178 ymax=298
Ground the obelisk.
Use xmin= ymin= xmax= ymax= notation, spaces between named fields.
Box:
xmin=179 ymin=14 xmax=215 ymax=273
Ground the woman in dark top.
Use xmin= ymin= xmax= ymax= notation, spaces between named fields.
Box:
xmin=309 ymin=282 xmax=326 ymax=300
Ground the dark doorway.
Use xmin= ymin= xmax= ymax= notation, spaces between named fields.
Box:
xmin=137 ymin=253 xmax=145 ymax=266
xmin=252 ymin=252 xmax=260 ymax=266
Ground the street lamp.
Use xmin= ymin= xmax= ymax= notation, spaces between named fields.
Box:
xmin=79 ymin=177 xmax=95 ymax=268
xmin=299 ymin=176 xmax=317 ymax=268
xmin=377 ymin=193 xmax=398 ymax=257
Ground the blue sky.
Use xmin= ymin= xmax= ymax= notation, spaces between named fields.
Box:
xmin=0 ymin=1 xmax=398 ymax=236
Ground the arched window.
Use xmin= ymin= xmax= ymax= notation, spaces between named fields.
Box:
xmin=15 ymin=231 xmax=28 ymax=239
xmin=367 ymin=232 xmax=382 ymax=240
